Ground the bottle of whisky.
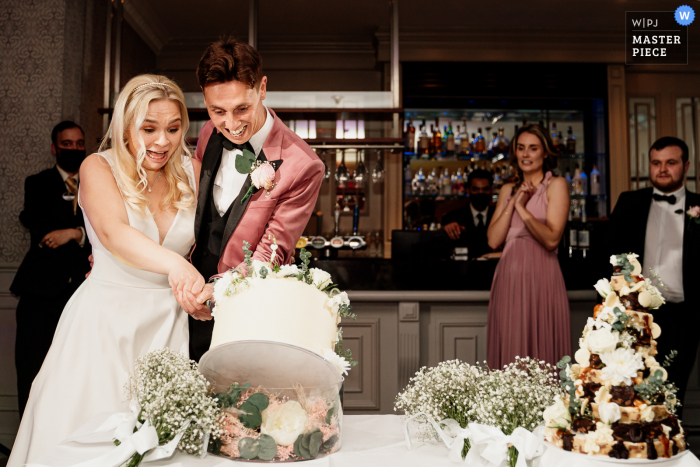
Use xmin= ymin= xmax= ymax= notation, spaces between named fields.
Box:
xmin=488 ymin=132 xmax=498 ymax=153
xmin=405 ymin=118 xmax=415 ymax=153
xmin=418 ymin=125 xmax=430 ymax=155
xmin=566 ymin=126 xmax=576 ymax=155
xmin=551 ymin=122 xmax=560 ymax=150
xmin=469 ymin=133 xmax=477 ymax=153
xmin=441 ymin=168 xmax=452 ymax=195
xmin=459 ymin=120 xmax=470 ymax=154
xmin=446 ymin=122 xmax=455 ymax=155
xmin=590 ymin=164 xmax=601 ymax=195
xmin=474 ymin=128 xmax=486 ymax=153
xmin=428 ymin=124 xmax=435 ymax=154
xmin=432 ymin=122 xmax=442 ymax=155
xmin=442 ymin=126 xmax=448 ymax=154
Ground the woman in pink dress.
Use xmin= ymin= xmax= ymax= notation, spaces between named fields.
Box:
xmin=486 ymin=124 xmax=570 ymax=369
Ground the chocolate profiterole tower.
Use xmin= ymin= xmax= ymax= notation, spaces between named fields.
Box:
xmin=543 ymin=253 xmax=686 ymax=460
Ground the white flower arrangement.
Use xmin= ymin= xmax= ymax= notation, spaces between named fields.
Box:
xmin=395 ymin=357 xmax=561 ymax=467
xmin=125 ymin=349 xmax=223 ymax=466
xmin=593 ymin=278 xmax=613 ymax=298
xmin=599 ymin=347 xmax=644 ymax=386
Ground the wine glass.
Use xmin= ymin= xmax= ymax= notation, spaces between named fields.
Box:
xmin=354 ymin=150 xmax=367 ymax=189
xmin=321 ymin=150 xmax=331 ymax=182
xmin=372 ymin=149 xmax=385 ymax=183
xmin=336 ymin=149 xmax=349 ymax=188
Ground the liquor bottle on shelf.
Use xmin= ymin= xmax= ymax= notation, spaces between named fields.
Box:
xmin=418 ymin=125 xmax=430 ymax=155
xmin=474 ymin=128 xmax=486 ymax=153
xmin=441 ymin=168 xmax=452 ymax=195
xmin=493 ymin=166 xmax=503 ymax=194
xmin=551 ymin=123 xmax=560 ymax=151
xmin=404 ymin=163 xmax=413 ymax=195
xmin=469 ymin=133 xmax=477 ymax=153
xmin=426 ymin=168 xmax=439 ymax=195
xmin=571 ymin=165 xmax=583 ymax=195
xmin=452 ymin=168 xmax=465 ymax=195
xmin=405 ymin=118 xmax=415 ymax=153
xmin=488 ymin=132 xmax=498 ymax=153
xmin=459 ymin=121 xmax=470 ymax=154
xmin=446 ymin=122 xmax=455 ymax=155
xmin=579 ymin=168 xmax=588 ymax=196
xmin=568 ymin=200 xmax=578 ymax=259
xmin=432 ymin=123 xmax=442 ymax=155
xmin=566 ymin=126 xmax=576 ymax=155
xmin=442 ymin=126 xmax=448 ymax=154
xmin=557 ymin=132 xmax=564 ymax=153
xmin=578 ymin=199 xmax=590 ymax=259
xmin=492 ymin=128 xmax=510 ymax=154
xmin=428 ymin=124 xmax=435 ymax=154
xmin=454 ymin=125 xmax=461 ymax=151
xmin=412 ymin=167 xmax=427 ymax=195
xmin=590 ymin=164 xmax=601 ymax=195
xmin=565 ymin=169 xmax=572 ymax=194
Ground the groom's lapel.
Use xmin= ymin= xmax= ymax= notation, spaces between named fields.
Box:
xmin=219 ymin=149 xmax=283 ymax=258
xmin=194 ymin=131 xmax=223 ymax=238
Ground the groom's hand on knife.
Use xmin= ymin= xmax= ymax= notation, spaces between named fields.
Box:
xmin=179 ymin=284 xmax=214 ymax=320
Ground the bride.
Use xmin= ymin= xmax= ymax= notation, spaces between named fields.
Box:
xmin=8 ymin=75 xmax=209 ymax=466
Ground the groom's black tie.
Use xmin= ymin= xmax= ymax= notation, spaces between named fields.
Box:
xmin=652 ymin=193 xmax=677 ymax=204
xmin=218 ymin=132 xmax=253 ymax=153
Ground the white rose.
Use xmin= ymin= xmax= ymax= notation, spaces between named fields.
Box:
xmin=543 ymin=396 xmax=571 ymax=429
xmin=650 ymin=293 xmax=664 ymax=308
xmin=598 ymin=402 xmax=621 ymax=424
xmin=260 ymin=400 xmax=309 ymax=446
xmin=610 ymin=255 xmax=619 ymax=266
xmin=327 ymin=291 xmax=350 ymax=313
xmin=310 ymin=268 xmax=332 ymax=289
xmin=594 ymin=279 xmax=613 ymax=298
xmin=273 ymin=264 xmax=300 ymax=277
xmin=587 ymin=329 xmax=620 ymax=354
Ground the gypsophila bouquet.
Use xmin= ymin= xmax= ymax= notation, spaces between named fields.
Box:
xmin=396 ymin=357 xmax=562 ymax=467
xmin=124 ymin=348 xmax=223 ymax=466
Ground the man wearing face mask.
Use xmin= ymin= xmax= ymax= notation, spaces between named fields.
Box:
xmin=441 ymin=169 xmax=496 ymax=259
xmin=10 ymin=120 xmax=91 ymax=418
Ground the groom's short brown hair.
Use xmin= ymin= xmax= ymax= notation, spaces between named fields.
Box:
xmin=196 ymin=37 xmax=263 ymax=89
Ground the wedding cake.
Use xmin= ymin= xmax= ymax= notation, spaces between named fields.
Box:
xmin=544 ymin=253 xmax=686 ymax=460
xmin=210 ymin=244 xmax=353 ymax=375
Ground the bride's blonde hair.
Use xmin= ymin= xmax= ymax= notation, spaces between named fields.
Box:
xmin=98 ymin=74 xmax=196 ymax=216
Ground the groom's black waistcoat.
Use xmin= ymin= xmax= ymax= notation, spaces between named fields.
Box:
xmin=192 ymin=185 xmax=234 ymax=281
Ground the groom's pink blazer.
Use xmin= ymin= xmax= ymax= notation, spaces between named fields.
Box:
xmin=193 ymin=108 xmax=324 ymax=276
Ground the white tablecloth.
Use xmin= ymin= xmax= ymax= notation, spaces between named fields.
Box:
xmin=33 ymin=414 xmax=700 ymax=467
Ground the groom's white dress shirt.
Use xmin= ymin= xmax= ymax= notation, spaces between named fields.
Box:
xmin=644 ymin=186 xmax=685 ymax=303
xmin=212 ymin=106 xmax=274 ymax=216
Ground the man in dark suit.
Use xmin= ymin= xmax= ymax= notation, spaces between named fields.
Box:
xmin=10 ymin=121 xmax=92 ymax=418
xmin=441 ymin=169 xmax=496 ymax=259
xmin=608 ymin=136 xmax=700 ymax=416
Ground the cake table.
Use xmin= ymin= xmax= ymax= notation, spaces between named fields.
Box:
xmin=29 ymin=414 xmax=700 ymax=467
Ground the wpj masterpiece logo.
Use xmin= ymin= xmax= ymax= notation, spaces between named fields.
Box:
xmin=625 ymin=5 xmax=693 ymax=65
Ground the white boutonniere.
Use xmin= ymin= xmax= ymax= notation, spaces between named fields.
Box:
xmin=241 ymin=161 xmax=277 ymax=204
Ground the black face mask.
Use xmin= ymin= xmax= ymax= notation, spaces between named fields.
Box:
xmin=56 ymin=148 xmax=86 ymax=173
xmin=470 ymin=193 xmax=491 ymax=211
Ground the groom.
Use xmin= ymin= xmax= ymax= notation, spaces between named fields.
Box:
xmin=180 ymin=38 xmax=324 ymax=362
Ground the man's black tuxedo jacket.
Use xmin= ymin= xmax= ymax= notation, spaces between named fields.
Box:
xmin=607 ymin=187 xmax=700 ymax=306
xmin=441 ymin=203 xmax=496 ymax=259
xmin=11 ymin=167 xmax=91 ymax=298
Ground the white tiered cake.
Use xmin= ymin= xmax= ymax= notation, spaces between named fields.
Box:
xmin=544 ymin=253 xmax=686 ymax=460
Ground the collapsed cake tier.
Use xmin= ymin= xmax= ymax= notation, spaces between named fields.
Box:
xmin=543 ymin=253 xmax=686 ymax=460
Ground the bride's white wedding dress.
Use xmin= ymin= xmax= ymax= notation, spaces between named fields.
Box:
xmin=9 ymin=151 xmax=196 ymax=466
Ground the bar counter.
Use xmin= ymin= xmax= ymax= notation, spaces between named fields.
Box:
xmin=324 ymin=257 xmax=599 ymax=416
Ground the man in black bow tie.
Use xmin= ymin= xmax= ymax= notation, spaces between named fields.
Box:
xmin=608 ymin=136 xmax=700 ymax=415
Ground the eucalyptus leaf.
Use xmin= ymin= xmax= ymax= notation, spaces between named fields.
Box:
xmin=246 ymin=393 xmax=270 ymax=412
xmin=293 ymin=434 xmax=303 ymax=457
xmin=234 ymin=150 xmax=256 ymax=174
xmin=309 ymin=431 xmax=323 ymax=457
xmin=215 ymin=392 xmax=230 ymax=408
xmin=238 ymin=438 xmax=259 ymax=460
xmin=296 ymin=437 xmax=311 ymax=460
xmin=257 ymin=434 xmax=277 ymax=461
xmin=326 ymin=402 xmax=338 ymax=425
xmin=321 ymin=435 xmax=339 ymax=453
xmin=302 ymin=433 xmax=311 ymax=450
xmin=238 ymin=401 xmax=262 ymax=428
